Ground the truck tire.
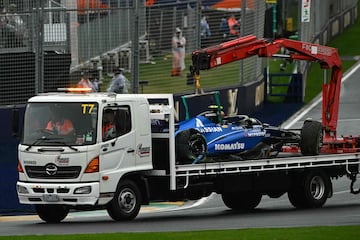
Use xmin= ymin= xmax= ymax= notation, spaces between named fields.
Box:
xmin=300 ymin=120 xmax=323 ymax=155
xmin=36 ymin=205 xmax=69 ymax=223
xmin=175 ymin=129 xmax=207 ymax=164
xmin=288 ymin=171 xmax=331 ymax=209
xmin=221 ymin=191 xmax=262 ymax=211
xmin=106 ymin=180 xmax=141 ymax=221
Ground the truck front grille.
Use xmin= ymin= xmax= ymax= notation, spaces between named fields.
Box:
xmin=25 ymin=165 xmax=82 ymax=179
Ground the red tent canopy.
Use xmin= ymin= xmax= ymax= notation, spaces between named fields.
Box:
xmin=212 ymin=0 xmax=255 ymax=9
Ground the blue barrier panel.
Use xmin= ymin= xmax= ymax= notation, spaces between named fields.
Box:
xmin=0 ymin=106 xmax=34 ymax=213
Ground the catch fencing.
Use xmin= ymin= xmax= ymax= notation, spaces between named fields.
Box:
xmin=0 ymin=0 xmax=268 ymax=105
xmin=0 ymin=0 xmax=357 ymax=106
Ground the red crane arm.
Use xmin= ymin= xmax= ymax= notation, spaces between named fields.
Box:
xmin=191 ymin=35 xmax=342 ymax=137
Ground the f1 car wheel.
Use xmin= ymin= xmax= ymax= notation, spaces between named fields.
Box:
xmin=175 ymin=129 xmax=207 ymax=164
xmin=288 ymin=171 xmax=331 ymax=209
xmin=221 ymin=191 xmax=262 ymax=211
xmin=106 ymin=180 xmax=141 ymax=221
xmin=300 ymin=120 xmax=323 ymax=156
xmin=36 ymin=204 xmax=69 ymax=223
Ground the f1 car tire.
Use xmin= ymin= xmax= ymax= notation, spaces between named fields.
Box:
xmin=221 ymin=191 xmax=262 ymax=211
xmin=36 ymin=204 xmax=69 ymax=223
xmin=288 ymin=170 xmax=331 ymax=209
xmin=300 ymin=120 xmax=323 ymax=156
xmin=175 ymin=129 xmax=207 ymax=164
xmin=106 ymin=180 xmax=141 ymax=221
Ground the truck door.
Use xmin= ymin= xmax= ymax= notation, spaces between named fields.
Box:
xmin=100 ymin=105 xmax=135 ymax=171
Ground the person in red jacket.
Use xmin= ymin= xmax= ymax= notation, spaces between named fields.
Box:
xmin=227 ymin=15 xmax=240 ymax=38
xmin=102 ymin=108 xmax=117 ymax=141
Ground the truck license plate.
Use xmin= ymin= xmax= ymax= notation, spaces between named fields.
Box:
xmin=43 ymin=194 xmax=60 ymax=202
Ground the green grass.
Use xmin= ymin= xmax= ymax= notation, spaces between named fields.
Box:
xmin=305 ymin=60 xmax=355 ymax=103
xmin=2 ymin=225 xmax=359 ymax=239
xmin=139 ymin=56 xmax=241 ymax=93
xmin=101 ymin=55 xmax=242 ymax=94
xmin=304 ymin=10 xmax=360 ymax=103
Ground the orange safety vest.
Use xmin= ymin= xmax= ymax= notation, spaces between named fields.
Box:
xmin=46 ymin=119 xmax=74 ymax=135
xmin=228 ymin=17 xmax=240 ymax=36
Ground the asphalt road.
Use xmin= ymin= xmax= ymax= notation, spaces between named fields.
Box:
xmin=1 ymin=62 xmax=360 ymax=236
xmin=0 ymin=175 xmax=359 ymax=236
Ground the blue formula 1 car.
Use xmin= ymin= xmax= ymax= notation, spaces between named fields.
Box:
xmin=174 ymin=93 xmax=322 ymax=164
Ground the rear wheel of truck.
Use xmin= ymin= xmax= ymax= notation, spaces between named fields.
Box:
xmin=221 ymin=191 xmax=262 ymax=211
xmin=107 ymin=180 xmax=141 ymax=221
xmin=288 ymin=171 xmax=331 ymax=209
xmin=300 ymin=120 xmax=323 ymax=155
xmin=36 ymin=205 xmax=69 ymax=223
xmin=175 ymin=129 xmax=207 ymax=164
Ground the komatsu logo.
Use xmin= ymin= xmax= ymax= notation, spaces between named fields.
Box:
xmin=215 ymin=142 xmax=245 ymax=150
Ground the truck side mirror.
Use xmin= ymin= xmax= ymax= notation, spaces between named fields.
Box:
xmin=12 ymin=108 xmax=20 ymax=138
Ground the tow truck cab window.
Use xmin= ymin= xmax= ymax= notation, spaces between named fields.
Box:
xmin=102 ymin=105 xmax=131 ymax=141
xmin=22 ymin=102 xmax=98 ymax=146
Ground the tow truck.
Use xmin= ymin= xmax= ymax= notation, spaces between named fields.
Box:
xmin=15 ymin=35 xmax=360 ymax=223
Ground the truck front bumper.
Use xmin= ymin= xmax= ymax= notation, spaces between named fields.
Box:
xmin=16 ymin=181 xmax=105 ymax=206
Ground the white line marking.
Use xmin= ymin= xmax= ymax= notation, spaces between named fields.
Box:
xmin=338 ymin=119 xmax=360 ymax=122
xmin=333 ymin=190 xmax=350 ymax=195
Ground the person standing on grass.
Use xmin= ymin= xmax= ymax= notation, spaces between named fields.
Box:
xmin=228 ymin=15 xmax=240 ymax=38
xmin=200 ymin=16 xmax=211 ymax=39
xmin=171 ymin=27 xmax=186 ymax=77
xmin=78 ymin=71 xmax=96 ymax=92
xmin=107 ymin=67 xmax=130 ymax=94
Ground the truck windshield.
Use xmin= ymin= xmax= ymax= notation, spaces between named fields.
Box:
xmin=22 ymin=102 xmax=98 ymax=146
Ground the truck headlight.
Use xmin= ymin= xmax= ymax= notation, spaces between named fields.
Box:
xmin=74 ymin=186 xmax=92 ymax=194
xmin=17 ymin=185 xmax=29 ymax=194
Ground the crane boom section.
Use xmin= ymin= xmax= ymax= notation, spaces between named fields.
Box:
xmin=191 ymin=35 xmax=342 ymax=137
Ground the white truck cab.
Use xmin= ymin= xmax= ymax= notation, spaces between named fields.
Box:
xmin=16 ymin=92 xmax=169 ymax=222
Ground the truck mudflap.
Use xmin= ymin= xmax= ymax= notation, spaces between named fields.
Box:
xmin=16 ymin=181 xmax=100 ymax=205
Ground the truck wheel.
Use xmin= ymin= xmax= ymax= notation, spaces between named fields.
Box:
xmin=221 ymin=191 xmax=262 ymax=211
xmin=300 ymin=120 xmax=323 ymax=155
xmin=288 ymin=171 xmax=331 ymax=209
xmin=36 ymin=205 xmax=69 ymax=223
xmin=106 ymin=180 xmax=141 ymax=221
xmin=176 ymin=129 xmax=207 ymax=164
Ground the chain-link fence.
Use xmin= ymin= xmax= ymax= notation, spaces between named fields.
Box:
xmin=0 ymin=0 xmax=358 ymax=106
